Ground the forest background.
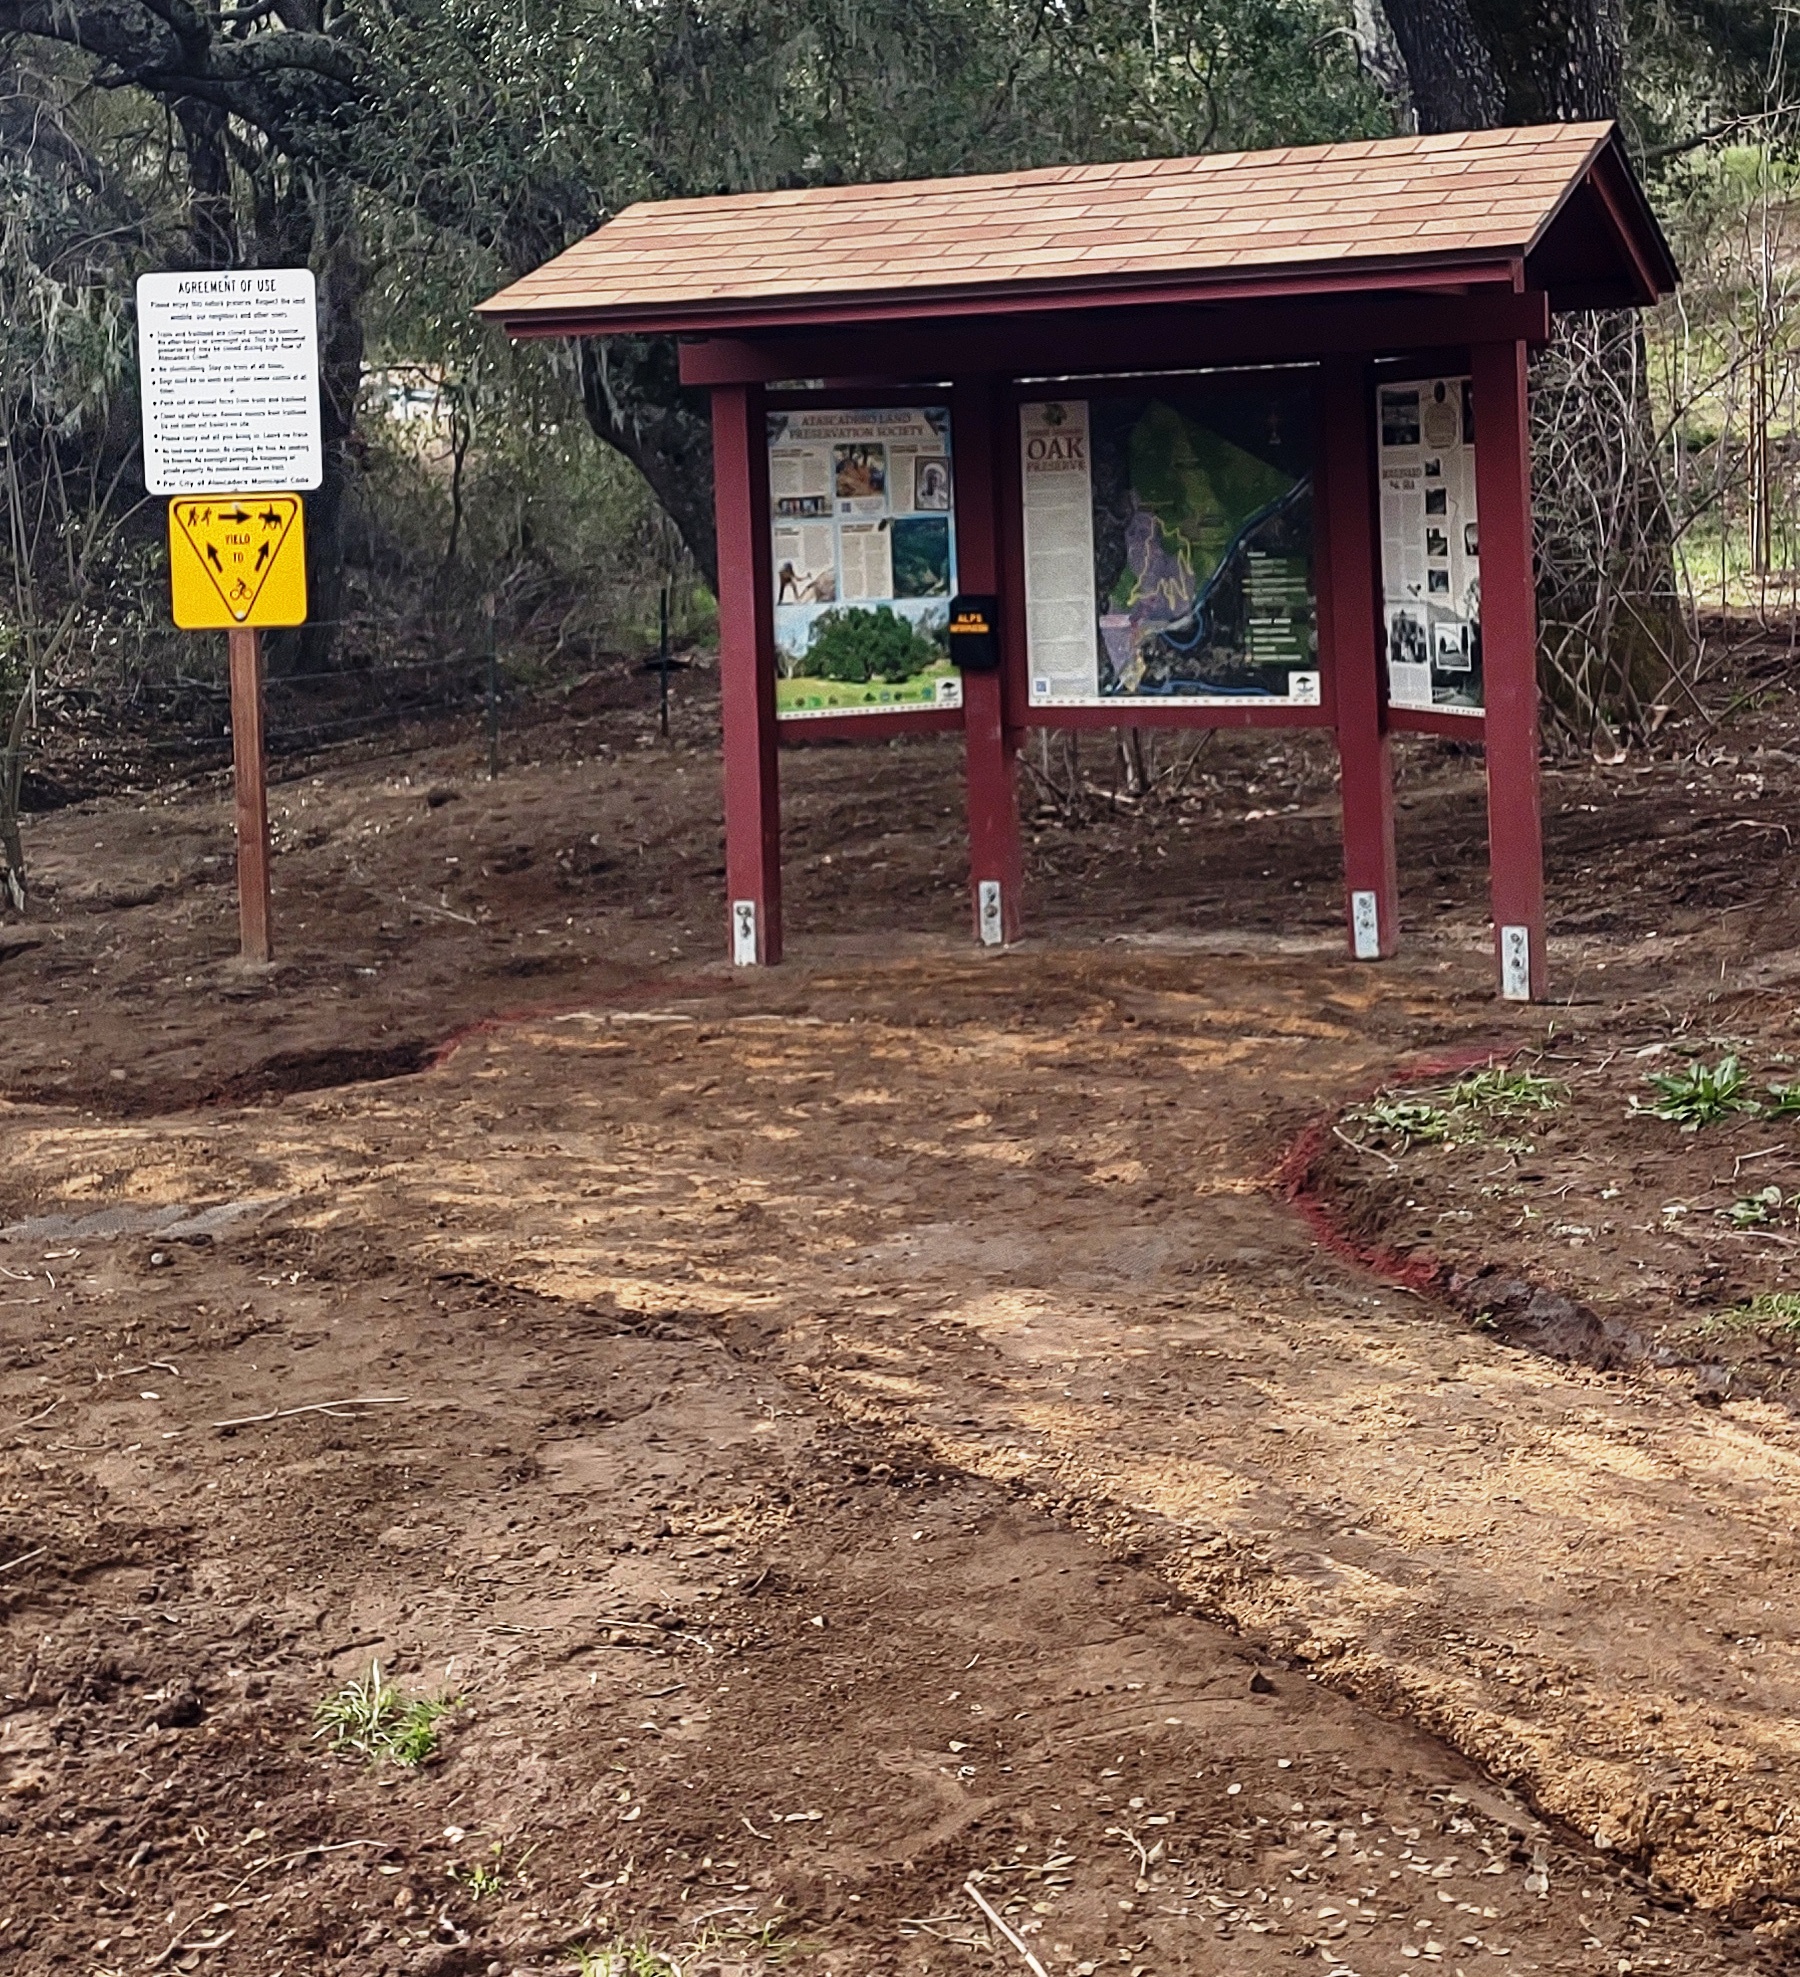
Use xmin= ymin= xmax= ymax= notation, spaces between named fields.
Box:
xmin=0 ymin=0 xmax=1796 ymax=855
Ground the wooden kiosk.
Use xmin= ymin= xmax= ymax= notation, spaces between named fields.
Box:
xmin=480 ymin=122 xmax=1675 ymax=1000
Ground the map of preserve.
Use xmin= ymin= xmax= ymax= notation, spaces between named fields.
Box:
xmin=1090 ymin=391 xmax=1314 ymax=697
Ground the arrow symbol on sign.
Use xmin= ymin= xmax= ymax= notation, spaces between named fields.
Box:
xmin=254 ymin=542 xmax=272 ymax=572
xmin=220 ymin=507 xmax=250 ymax=524
xmin=206 ymin=543 xmax=224 ymax=572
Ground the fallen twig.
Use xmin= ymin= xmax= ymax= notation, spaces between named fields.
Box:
xmin=221 ymin=1837 xmax=395 ymax=1903
xmin=1725 ymin=817 xmax=1793 ymax=845
xmin=965 ymin=1878 xmax=1052 ymax=1977
xmin=173 ymin=1929 xmax=234 ymax=1957
xmin=1331 ymin=1123 xmax=1399 ymax=1173
xmin=148 ymin=1909 xmax=235 ymax=1966
xmin=0 ymin=1547 xmax=46 ymax=1574
xmin=212 ymin=1395 xmax=412 ymax=1429
xmin=398 ymin=895 xmax=479 ymax=927
xmin=599 ymin=1617 xmax=714 ymax=1653
xmin=8 ymin=1399 xmax=58 ymax=1434
xmin=279 ymin=1837 xmax=395 ymax=1870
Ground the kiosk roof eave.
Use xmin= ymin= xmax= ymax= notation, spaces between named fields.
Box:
xmin=480 ymin=252 xmax=1531 ymax=345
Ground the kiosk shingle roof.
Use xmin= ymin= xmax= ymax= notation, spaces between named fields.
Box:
xmin=479 ymin=122 xmax=1671 ymax=334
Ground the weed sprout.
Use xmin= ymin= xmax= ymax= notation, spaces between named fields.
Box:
xmin=313 ymin=1662 xmax=459 ymax=1767
xmin=1637 ymin=1055 xmax=1759 ymax=1129
xmin=1344 ymin=1060 xmax=1565 ymax=1154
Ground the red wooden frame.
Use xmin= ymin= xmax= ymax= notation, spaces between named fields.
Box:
xmin=680 ymin=293 xmax=1548 ymax=390
xmin=780 ymin=709 xmax=963 ymax=745
xmin=954 ymin=376 xmax=1024 ymax=944
xmin=1319 ymin=355 xmax=1398 ymax=960
xmin=1389 ymin=708 xmax=1486 ymax=740
xmin=713 ymin=383 xmax=783 ymax=965
xmin=705 ymin=332 xmax=1546 ymax=998
xmin=1471 ymin=338 xmax=1547 ymax=1000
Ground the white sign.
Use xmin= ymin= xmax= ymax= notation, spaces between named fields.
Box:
xmin=137 ymin=269 xmax=322 ymax=494
xmin=732 ymin=900 xmax=759 ymax=966
xmin=978 ymin=880 xmax=1004 ymax=948
xmin=1377 ymin=376 xmax=1482 ymax=716
xmin=1500 ymin=925 xmax=1532 ymax=1001
xmin=1351 ymin=889 xmax=1380 ymax=960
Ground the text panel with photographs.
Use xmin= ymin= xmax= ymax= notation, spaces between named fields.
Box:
xmin=1377 ymin=377 xmax=1482 ymax=716
xmin=1020 ymin=386 xmax=1320 ymax=712
xmin=768 ymin=406 xmax=962 ymax=720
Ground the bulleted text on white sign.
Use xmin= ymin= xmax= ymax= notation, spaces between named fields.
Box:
xmin=137 ymin=270 xmax=322 ymax=495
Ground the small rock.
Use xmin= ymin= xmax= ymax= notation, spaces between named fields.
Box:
xmin=149 ymin=1685 xmax=204 ymax=1729
xmin=1249 ymin=1670 xmax=1276 ymax=1695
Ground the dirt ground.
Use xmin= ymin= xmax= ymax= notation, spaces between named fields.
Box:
xmin=6 ymin=648 xmax=1800 ymax=1975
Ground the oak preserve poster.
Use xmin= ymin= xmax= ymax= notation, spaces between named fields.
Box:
xmin=1020 ymin=388 xmax=1320 ymax=709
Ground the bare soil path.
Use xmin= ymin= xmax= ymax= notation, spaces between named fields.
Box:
xmin=4 ymin=661 xmax=1800 ymax=1972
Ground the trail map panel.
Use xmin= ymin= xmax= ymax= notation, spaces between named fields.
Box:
xmin=1376 ymin=376 xmax=1483 ymax=716
xmin=168 ymin=495 xmax=307 ymax=629
xmin=138 ymin=270 xmax=322 ymax=495
xmin=768 ymin=406 xmax=963 ymax=720
xmin=1022 ymin=387 xmax=1319 ymax=710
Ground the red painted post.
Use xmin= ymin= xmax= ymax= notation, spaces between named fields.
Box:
xmin=710 ymin=382 xmax=783 ymax=965
xmin=952 ymin=377 xmax=1023 ymax=945
xmin=1318 ymin=355 xmax=1398 ymax=960
xmin=227 ymin=625 xmax=272 ymax=963
xmin=1470 ymin=339 xmax=1547 ymax=1001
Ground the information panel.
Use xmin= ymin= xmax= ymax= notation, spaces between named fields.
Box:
xmin=1377 ymin=376 xmax=1483 ymax=716
xmin=137 ymin=269 xmax=321 ymax=495
xmin=1021 ymin=388 xmax=1319 ymax=710
xmin=768 ymin=406 xmax=962 ymax=720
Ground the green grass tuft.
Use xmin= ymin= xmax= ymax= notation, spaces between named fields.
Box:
xmin=1639 ymin=1054 xmax=1760 ymax=1129
xmin=1701 ymin=1291 xmax=1800 ymax=1340
xmin=1345 ymin=1096 xmax=1453 ymax=1149
xmin=1446 ymin=1066 xmax=1565 ymax=1115
xmin=314 ymin=1662 xmax=458 ymax=1768
xmin=1722 ymin=1185 xmax=1788 ymax=1228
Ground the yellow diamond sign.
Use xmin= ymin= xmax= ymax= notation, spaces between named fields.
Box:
xmin=168 ymin=494 xmax=307 ymax=629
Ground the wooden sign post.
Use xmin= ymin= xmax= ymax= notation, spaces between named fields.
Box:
xmin=165 ymin=494 xmax=306 ymax=961
xmin=227 ymin=628 xmax=272 ymax=963
xmin=138 ymin=269 xmax=322 ymax=968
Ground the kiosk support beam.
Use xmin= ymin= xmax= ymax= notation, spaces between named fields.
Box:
xmin=1471 ymin=339 xmax=1547 ymax=1001
xmin=228 ymin=626 xmax=272 ymax=964
xmin=1319 ymin=356 xmax=1398 ymax=960
xmin=952 ymin=377 xmax=1023 ymax=946
xmin=711 ymin=382 xmax=783 ymax=965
